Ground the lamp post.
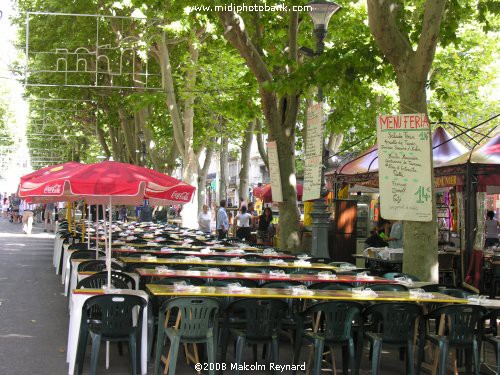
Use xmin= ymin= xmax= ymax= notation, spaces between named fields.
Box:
xmin=137 ymin=131 xmax=147 ymax=166
xmin=307 ymin=0 xmax=341 ymax=258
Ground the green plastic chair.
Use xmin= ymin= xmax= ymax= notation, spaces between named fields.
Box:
xmin=363 ymin=302 xmax=422 ymax=375
xmin=483 ymin=309 xmax=500 ymax=375
xmin=419 ymin=284 xmax=450 ymax=292
xmin=154 ymin=297 xmax=220 ymax=375
xmin=221 ymin=298 xmax=289 ymax=375
xmin=77 ymin=260 xmax=123 ymax=272
xmin=417 ymin=304 xmax=486 ymax=375
xmin=308 ymin=282 xmax=353 ymax=290
xmin=366 ymin=283 xmax=409 ymax=292
xmin=439 ymin=288 xmax=472 ymax=299
xmin=75 ymin=294 xmax=147 ymax=375
xmin=204 ymin=279 xmax=258 ymax=288
xmin=293 ymin=301 xmax=364 ymax=375
xmin=75 ymin=272 xmax=130 ymax=290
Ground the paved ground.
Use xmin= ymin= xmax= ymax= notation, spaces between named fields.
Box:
xmin=0 ymin=216 xmax=497 ymax=375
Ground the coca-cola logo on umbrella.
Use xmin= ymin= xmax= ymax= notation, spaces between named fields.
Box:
xmin=43 ymin=184 xmax=62 ymax=194
xmin=171 ymin=191 xmax=190 ymax=201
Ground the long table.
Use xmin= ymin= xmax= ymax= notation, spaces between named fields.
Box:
xmin=120 ymin=257 xmax=341 ymax=271
xmin=136 ymin=268 xmax=391 ymax=284
xmin=146 ymin=284 xmax=468 ymax=303
xmin=112 ymin=248 xmax=294 ymax=259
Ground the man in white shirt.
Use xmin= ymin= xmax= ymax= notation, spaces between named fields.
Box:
xmin=216 ymin=200 xmax=229 ymax=239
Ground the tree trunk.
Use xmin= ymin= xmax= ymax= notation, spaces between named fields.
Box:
xmin=238 ymin=119 xmax=255 ymax=201
xmin=198 ymin=145 xmax=214 ymax=212
xmin=118 ymin=108 xmax=138 ymax=164
xmin=218 ymin=10 xmax=301 ymax=251
xmin=219 ymin=132 xmax=229 ymax=201
xmin=255 ymin=117 xmax=269 ymax=171
xmin=95 ymin=123 xmax=111 ymax=158
xmin=367 ymin=0 xmax=446 ymax=282
xmin=398 ymin=72 xmax=438 ymax=282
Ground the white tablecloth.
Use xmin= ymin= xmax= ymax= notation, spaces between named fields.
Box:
xmin=61 ymin=244 xmax=72 ymax=285
xmin=53 ymin=234 xmax=65 ymax=274
xmin=67 ymin=289 xmax=149 ymax=375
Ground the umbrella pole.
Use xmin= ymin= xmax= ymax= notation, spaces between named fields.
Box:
xmin=106 ymin=199 xmax=113 ymax=370
xmin=107 ymin=198 xmax=112 ymax=288
xmin=95 ymin=206 xmax=99 ymax=260
xmin=81 ymin=202 xmax=86 ymax=243
xmin=87 ymin=204 xmax=91 ymax=251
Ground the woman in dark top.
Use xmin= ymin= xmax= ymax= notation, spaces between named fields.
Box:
xmin=257 ymin=207 xmax=273 ymax=245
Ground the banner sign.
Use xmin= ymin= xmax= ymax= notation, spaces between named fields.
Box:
xmin=377 ymin=114 xmax=433 ymax=221
xmin=303 ymin=103 xmax=323 ymax=201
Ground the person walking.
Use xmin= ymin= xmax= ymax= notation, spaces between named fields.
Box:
xmin=44 ymin=202 xmax=55 ymax=232
xmin=21 ymin=200 xmax=35 ymax=235
xmin=216 ymin=200 xmax=229 ymax=240
xmin=485 ymin=211 xmax=499 ymax=247
xmin=235 ymin=205 xmax=252 ymax=241
xmin=257 ymin=207 xmax=274 ymax=245
xmin=197 ymin=204 xmax=212 ymax=234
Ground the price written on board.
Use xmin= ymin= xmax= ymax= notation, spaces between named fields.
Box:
xmin=377 ymin=114 xmax=433 ymax=221
xmin=303 ymin=103 xmax=323 ymax=201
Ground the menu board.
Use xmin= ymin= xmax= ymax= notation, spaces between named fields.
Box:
xmin=266 ymin=141 xmax=283 ymax=202
xmin=303 ymin=103 xmax=323 ymax=201
xmin=377 ymin=114 xmax=433 ymax=221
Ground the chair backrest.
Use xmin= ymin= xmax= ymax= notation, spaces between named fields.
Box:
xmin=151 ymin=277 xmax=205 ymax=286
xmin=241 ymin=254 xmax=268 ymax=261
xmin=291 ymin=269 xmax=329 ymax=275
xmin=70 ymin=250 xmax=105 ymax=261
xmin=363 ymin=302 xmax=422 ymax=344
xmin=308 ymin=282 xmax=353 ymax=291
xmin=260 ymin=281 xmax=305 ymax=289
xmin=76 ymin=272 xmax=130 ymax=289
xmin=242 ymin=267 xmax=273 ymax=274
xmin=68 ymin=243 xmax=91 ymax=251
xmin=438 ymin=253 xmax=455 ymax=270
xmin=93 ymin=271 xmax=136 ymax=289
xmin=366 ymin=283 xmax=409 ymax=292
xmin=428 ymin=304 xmax=486 ymax=346
xmin=302 ymin=301 xmax=363 ymax=342
xmin=420 ymin=284 xmax=450 ymax=292
xmin=226 ymin=298 xmax=289 ymax=340
xmin=83 ymin=294 xmax=147 ymax=337
xmin=439 ymin=288 xmax=471 ymax=299
xmin=162 ymin=297 xmax=220 ymax=340
xmin=188 ymin=266 xmax=211 ymax=272
xmin=78 ymin=260 xmax=123 ymax=272
xmin=309 ymin=257 xmax=333 ymax=264
xmin=484 ymin=309 xmax=500 ymax=336
xmin=204 ymin=279 xmax=259 ymax=288
xmin=382 ymin=272 xmax=420 ymax=281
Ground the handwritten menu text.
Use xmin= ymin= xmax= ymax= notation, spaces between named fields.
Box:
xmin=377 ymin=114 xmax=433 ymax=221
xmin=303 ymin=103 xmax=323 ymax=201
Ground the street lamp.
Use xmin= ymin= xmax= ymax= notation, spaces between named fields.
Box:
xmin=307 ymin=0 xmax=341 ymax=258
xmin=137 ymin=130 xmax=147 ymax=165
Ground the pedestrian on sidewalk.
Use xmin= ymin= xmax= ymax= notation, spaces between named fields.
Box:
xmin=21 ymin=200 xmax=35 ymax=235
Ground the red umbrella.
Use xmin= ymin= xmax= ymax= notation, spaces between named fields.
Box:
xmin=20 ymin=162 xmax=84 ymax=185
xmin=19 ymin=160 xmax=195 ymax=205
xmin=19 ymin=161 xmax=196 ymax=288
xmin=253 ymin=183 xmax=303 ymax=203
